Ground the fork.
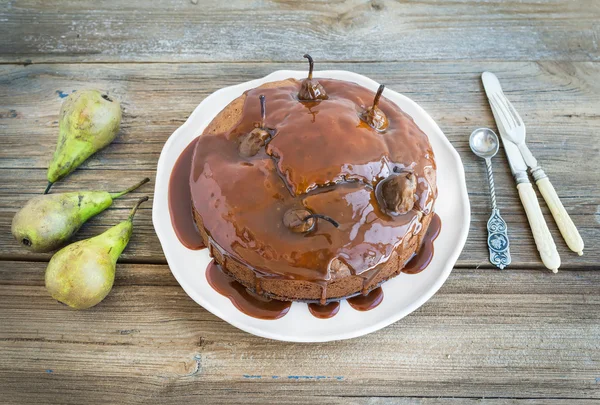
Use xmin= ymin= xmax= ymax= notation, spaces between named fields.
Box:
xmin=488 ymin=86 xmax=584 ymax=256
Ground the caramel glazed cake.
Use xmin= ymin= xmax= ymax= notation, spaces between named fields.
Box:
xmin=190 ymin=55 xmax=437 ymax=305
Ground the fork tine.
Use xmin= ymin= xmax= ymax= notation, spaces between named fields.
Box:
xmin=493 ymin=93 xmax=517 ymax=128
xmin=504 ymin=96 xmax=524 ymax=127
xmin=489 ymin=95 xmax=513 ymax=131
xmin=496 ymin=93 xmax=521 ymax=127
xmin=496 ymin=94 xmax=523 ymax=127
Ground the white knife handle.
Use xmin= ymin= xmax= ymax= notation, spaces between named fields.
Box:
xmin=517 ymin=183 xmax=561 ymax=272
xmin=536 ymin=177 xmax=584 ymax=256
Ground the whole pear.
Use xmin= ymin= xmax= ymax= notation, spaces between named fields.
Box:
xmin=12 ymin=178 xmax=149 ymax=252
xmin=46 ymin=90 xmax=122 ymax=192
xmin=45 ymin=197 xmax=148 ymax=309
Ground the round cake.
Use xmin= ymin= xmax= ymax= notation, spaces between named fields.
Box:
xmin=190 ymin=66 xmax=437 ymax=304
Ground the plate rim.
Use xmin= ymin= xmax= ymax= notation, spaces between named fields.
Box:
xmin=152 ymin=70 xmax=471 ymax=342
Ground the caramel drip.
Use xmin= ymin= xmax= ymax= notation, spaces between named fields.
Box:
xmin=308 ymin=301 xmax=340 ymax=319
xmin=206 ymin=260 xmax=291 ymax=320
xmin=319 ymin=282 xmax=327 ymax=306
xmin=222 ymin=254 xmax=228 ymax=273
xmin=255 ymin=276 xmax=263 ymax=295
xmin=403 ymin=213 xmax=442 ymax=274
xmin=359 ymin=267 xmax=384 ymax=296
xmin=168 ymin=137 xmax=206 ymax=250
xmin=347 ymin=287 xmax=384 ymax=311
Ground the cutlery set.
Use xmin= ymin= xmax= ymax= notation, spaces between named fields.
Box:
xmin=474 ymin=72 xmax=584 ymax=272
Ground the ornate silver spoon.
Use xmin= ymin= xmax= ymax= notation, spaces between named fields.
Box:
xmin=469 ymin=128 xmax=511 ymax=269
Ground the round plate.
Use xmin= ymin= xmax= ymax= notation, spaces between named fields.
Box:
xmin=152 ymin=70 xmax=470 ymax=342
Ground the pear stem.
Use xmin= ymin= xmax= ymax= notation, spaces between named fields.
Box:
xmin=303 ymin=54 xmax=314 ymax=80
xmin=303 ymin=213 xmax=339 ymax=228
xmin=128 ymin=196 xmax=149 ymax=221
xmin=44 ymin=182 xmax=53 ymax=195
xmin=259 ymin=94 xmax=266 ymax=129
xmin=110 ymin=178 xmax=150 ymax=199
xmin=373 ymin=84 xmax=385 ymax=108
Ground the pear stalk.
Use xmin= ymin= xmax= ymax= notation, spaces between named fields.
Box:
xmin=304 ymin=53 xmax=314 ymax=80
xmin=128 ymin=196 xmax=149 ymax=221
xmin=259 ymin=94 xmax=266 ymax=129
xmin=372 ymin=84 xmax=384 ymax=108
xmin=361 ymin=84 xmax=388 ymax=131
xmin=110 ymin=178 xmax=150 ymax=199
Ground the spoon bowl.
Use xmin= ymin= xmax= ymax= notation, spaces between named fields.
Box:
xmin=469 ymin=128 xmax=499 ymax=159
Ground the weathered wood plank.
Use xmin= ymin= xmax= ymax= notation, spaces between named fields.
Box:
xmin=1 ymin=0 xmax=599 ymax=63
xmin=1 ymin=261 xmax=599 ymax=403
xmin=0 ymin=61 xmax=598 ymax=265
xmin=0 ymin=389 xmax=595 ymax=405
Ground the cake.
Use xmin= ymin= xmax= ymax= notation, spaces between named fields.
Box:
xmin=190 ymin=56 xmax=437 ymax=304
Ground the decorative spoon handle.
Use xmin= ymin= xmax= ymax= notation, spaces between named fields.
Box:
xmin=485 ymin=158 xmax=497 ymax=210
xmin=484 ymin=158 xmax=511 ymax=269
xmin=487 ymin=209 xmax=511 ymax=269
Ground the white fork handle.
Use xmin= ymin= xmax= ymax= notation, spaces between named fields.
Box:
xmin=536 ymin=177 xmax=584 ymax=255
xmin=517 ymin=183 xmax=561 ymax=272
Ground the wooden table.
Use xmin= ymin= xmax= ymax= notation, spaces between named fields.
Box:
xmin=1 ymin=1 xmax=599 ymax=403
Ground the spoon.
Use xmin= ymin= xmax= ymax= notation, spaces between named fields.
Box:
xmin=469 ymin=128 xmax=511 ymax=269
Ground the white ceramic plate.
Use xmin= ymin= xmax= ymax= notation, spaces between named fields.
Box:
xmin=153 ymin=70 xmax=470 ymax=342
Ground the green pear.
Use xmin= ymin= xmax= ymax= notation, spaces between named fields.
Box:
xmin=46 ymin=90 xmax=122 ymax=193
xmin=45 ymin=197 xmax=148 ymax=309
xmin=12 ymin=178 xmax=149 ymax=253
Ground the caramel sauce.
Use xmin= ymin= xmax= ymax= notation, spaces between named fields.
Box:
xmin=308 ymin=301 xmax=340 ymax=319
xmin=166 ymin=78 xmax=444 ymax=322
xmin=169 ymin=138 xmax=205 ymax=250
xmin=347 ymin=287 xmax=384 ymax=311
xmin=202 ymin=215 xmax=438 ymax=320
xmin=206 ymin=260 xmax=291 ymax=320
xmin=206 ymin=211 xmax=438 ymax=320
xmin=190 ymin=78 xmax=437 ymax=291
xmin=403 ymin=213 xmax=441 ymax=274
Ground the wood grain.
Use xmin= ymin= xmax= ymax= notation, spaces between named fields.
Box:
xmin=1 ymin=61 xmax=598 ymax=265
xmin=1 ymin=0 xmax=599 ymax=63
xmin=1 ymin=261 xmax=599 ymax=404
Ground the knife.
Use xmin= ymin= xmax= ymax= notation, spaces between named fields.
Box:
xmin=482 ymin=73 xmax=561 ymax=272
